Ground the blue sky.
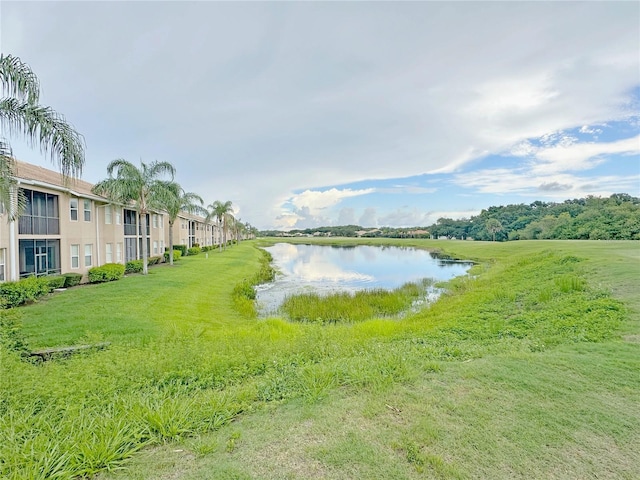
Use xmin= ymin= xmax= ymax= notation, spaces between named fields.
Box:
xmin=1 ymin=1 xmax=638 ymax=230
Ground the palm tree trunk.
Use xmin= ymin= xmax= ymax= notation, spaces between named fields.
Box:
xmin=140 ymin=212 xmax=149 ymax=274
xmin=218 ymin=218 xmax=223 ymax=251
xmin=168 ymin=220 xmax=175 ymax=265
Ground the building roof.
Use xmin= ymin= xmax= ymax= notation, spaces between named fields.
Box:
xmin=15 ymin=160 xmax=98 ymax=198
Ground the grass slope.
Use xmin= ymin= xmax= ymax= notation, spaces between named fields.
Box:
xmin=1 ymin=239 xmax=638 ymax=479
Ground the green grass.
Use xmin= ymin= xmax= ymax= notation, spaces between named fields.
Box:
xmin=1 ymin=239 xmax=638 ymax=479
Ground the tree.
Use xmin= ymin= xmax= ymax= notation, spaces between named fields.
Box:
xmin=224 ymin=211 xmax=236 ymax=247
xmin=206 ymin=200 xmax=234 ymax=251
xmin=486 ymin=218 xmax=503 ymax=242
xmin=92 ymin=160 xmax=175 ymax=274
xmin=162 ymin=182 xmax=204 ymax=265
xmin=1 ymin=54 xmax=85 ymax=220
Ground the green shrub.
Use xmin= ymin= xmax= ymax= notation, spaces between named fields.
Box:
xmin=46 ymin=276 xmax=66 ymax=290
xmin=125 ymin=260 xmax=144 ymax=274
xmin=163 ymin=250 xmax=182 ymax=262
xmin=62 ymin=273 xmax=83 ymax=288
xmin=88 ymin=263 xmax=126 ymax=283
xmin=0 ymin=276 xmax=52 ymax=308
xmin=173 ymin=245 xmax=188 ymax=256
xmin=233 ymin=279 xmax=256 ymax=301
xmin=148 ymin=256 xmax=162 ymax=266
xmin=201 ymin=246 xmax=211 ymax=252
xmin=187 ymin=246 xmax=201 ymax=256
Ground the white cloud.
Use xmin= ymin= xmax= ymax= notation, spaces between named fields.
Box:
xmin=466 ymin=73 xmax=559 ymax=119
xmin=359 ymin=208 xmax=378 ymax=227
xmin=289 ymin=188 xmax=374 ymax=216
xmin=531 ymin=135 xmax=640 ymax=175
xmin=579 ymin=125 xmax=603 ymax=135
xmin=337 ymin=207 xmax=356 ymax=225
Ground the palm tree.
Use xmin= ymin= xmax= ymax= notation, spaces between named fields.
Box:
xmin=486 ymin=218 xmax=503 ymax=242
xmin=236 ymin=220 xmax=248 ymax=243
xmin=92 ymin=159 xmax=175 ymax=274
xmin=224 ymin=211 xmax=236 ymax=248
xmin=1 ymin=54 xmax=85 ymax=220
xmin=162 ymin=182 xmax=204 ymax=265
xmin=206 ymin=200 xmax=233 ymax=251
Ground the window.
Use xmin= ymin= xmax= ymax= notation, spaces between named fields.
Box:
xmin=160 ymin=240 xmax=164 ymax=252
xmin=84 ymin=244 xmax=92 ymax=267
xmin=158 ymin=214 xmax=163 ymax=228
xmin=138 ymin=214 xmax=150 ymax=236
xmin=83 ymin=199 xmax=91 ymax=222
xmin=0 ymin=249 xmax=5 ymax=281
xmin=116 ymin=243 xmax=122 ymax=262
xmin=153 ymin=214 xmax=158 ymax=229
xmin=19 ymin=239 xmax=60 ymax=278
xmin=70 ymin=198 xmax=78 ymax=221
xmin=19 ymin=189 xmax=60 ymax=235
xmin=105 ymin=243 xmax=113 ymax=263
xmin=124 ymin=209 xmax=137 ymax=236
xmin=70 ymin=244 xmax=79 ymax=269
xmin=104 ymin=205 xmax=112 ymax=224
xmin=115 ymin=209 xmax=121 ymax=225
xmin=153 ymin=241 xmax=158 ymax=255
xmin=125 ymin=238 xmax=137 ymax=262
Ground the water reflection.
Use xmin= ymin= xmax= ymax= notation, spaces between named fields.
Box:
xmin=256 ymin=243 xmax=472 ymax=316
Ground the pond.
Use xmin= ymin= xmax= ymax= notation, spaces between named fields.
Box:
xmin=256 ymin=243 xmax=473 ymax=316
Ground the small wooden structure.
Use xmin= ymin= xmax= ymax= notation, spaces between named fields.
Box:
xmin=28 ymin=342 xmax=110 ymax=361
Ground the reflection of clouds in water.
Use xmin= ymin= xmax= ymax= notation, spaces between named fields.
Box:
xmin=337 ymin=246 xmax=357 ymax=263
xmin=358 ymin=247 xmax=377 ymax=262
xmin=269 ymin=243 xmax=303 ymax=262
xmin=291 ymin=259 xmax=373 ymax=283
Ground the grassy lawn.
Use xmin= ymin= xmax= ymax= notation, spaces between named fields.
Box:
xmin=1 ymin=239 xmax=638 ymax=479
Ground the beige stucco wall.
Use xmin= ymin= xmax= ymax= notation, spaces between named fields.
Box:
xmin=0 ymin=162 xmax=221 ymax=281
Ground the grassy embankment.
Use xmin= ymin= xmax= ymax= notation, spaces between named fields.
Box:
xmin=0 ymin=239 xmax=638 ymax=479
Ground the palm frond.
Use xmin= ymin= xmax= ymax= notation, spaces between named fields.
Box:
xmin=146 ymin=161 xmax=176 ymax=181
xmin=0 ymin=54 xmax=40 ymax=104
xmin=0 ymin=98 xmax=85 ymax=179
xmin=0 ymin=143 xmax=27 ymax=221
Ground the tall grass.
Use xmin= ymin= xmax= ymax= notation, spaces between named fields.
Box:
xmin=280 ymin=281 xmax=428 ymax=324
xmin=1 ymin=240 xmax=637 ymax=479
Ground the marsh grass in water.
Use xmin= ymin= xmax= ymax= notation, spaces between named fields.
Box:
xmin=280 ymin=280 xmax=431 ymax=324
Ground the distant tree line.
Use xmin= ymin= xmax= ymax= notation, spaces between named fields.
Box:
xmin=260 ymin=194 xmax=640 ymax=241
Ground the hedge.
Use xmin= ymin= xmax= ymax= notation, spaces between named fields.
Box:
xmin=47 ymin=276 xmax=66 ymax=290
xmin=148 ymin=256 xmax=162 ymax=266
xmin=187 ymin=246 xmax=201 ymax=256
xmin=163 ymin=250 xmax=182 ymax=262
xmin=62 ymin=273 xmax=83 ymax=288
xmin=0 ymin=276 xmax=52 ymax=309
xmin=88 ymin=263 xmax=125 ymax=283
xmin=125 ymin=260 xmax=144 ymax=274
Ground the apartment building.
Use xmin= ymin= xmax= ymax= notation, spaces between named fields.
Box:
xmin=0 ymin=161 xmax=219 ymax=282
xmin=173 ymin=211 xmax=222 ymax=249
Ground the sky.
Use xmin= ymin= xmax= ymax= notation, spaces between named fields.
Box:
xmin=1 ymin=1 xmax=638 ymax=231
